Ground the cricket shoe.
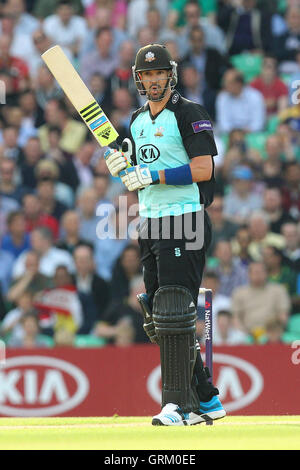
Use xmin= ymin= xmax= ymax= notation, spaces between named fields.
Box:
xmin=152 ymin=403 xmax=190 ymax=426
xmin=187 ymin=396 xmax=226 ymax=425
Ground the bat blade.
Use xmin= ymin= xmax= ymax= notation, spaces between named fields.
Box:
xmin=41 ymin=45 xmax=118 ymax=147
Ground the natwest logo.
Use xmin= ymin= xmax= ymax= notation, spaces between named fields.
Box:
xmin=0 ymin=356 xmax=89 ymax=416
xmin=147 ymin=353 xmax=264 ymax=413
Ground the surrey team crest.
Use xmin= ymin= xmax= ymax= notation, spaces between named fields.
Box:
xmin=145 ymin=51 xmax=155 ymax=62
xmin=154 ymin=126 xmax=164 ymax=137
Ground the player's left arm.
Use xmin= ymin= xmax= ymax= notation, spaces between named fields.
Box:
xmin=158 ymin=155 xmax=213 ymax=184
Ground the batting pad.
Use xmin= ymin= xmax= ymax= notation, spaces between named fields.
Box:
xmin=152 ymin=285 xmax=199 ymax=413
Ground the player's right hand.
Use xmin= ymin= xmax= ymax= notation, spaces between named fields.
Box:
xmin=104 ymin=148 xmax=128 ymax=177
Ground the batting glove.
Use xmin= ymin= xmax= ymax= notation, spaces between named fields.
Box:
xmin=104 ymin=148 xmax=128 ymax=177
xmin=119 ymin=164 xmax=159 ymax=191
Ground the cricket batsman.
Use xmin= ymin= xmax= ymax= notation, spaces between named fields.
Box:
xmin=104 ymin=44 xmax=226 ymax=426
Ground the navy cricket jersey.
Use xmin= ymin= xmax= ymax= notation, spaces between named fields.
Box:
xmin=129 ymin=91 xmax=218 ymax=218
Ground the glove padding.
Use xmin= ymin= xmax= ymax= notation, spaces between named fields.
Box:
xmin=104 ymin=148 xmax=128 ymax=177
xmin=120 ymin=164 xmax=154 ymax=191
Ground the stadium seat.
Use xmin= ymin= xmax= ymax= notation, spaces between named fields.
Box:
xmin=230 ymin=53 xmax=263 ymax=82
xmin=266 ymin=116 xmax=279 ymax=134
xmin=74 ymin=335 xmax=107 ymax=347
xmin=245 ymin=132 xmax=270 ymax=158
xmin=287 ymin=314 xmax=300 ymax=334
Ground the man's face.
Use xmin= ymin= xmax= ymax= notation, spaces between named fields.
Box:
xmin=249 ymin=263 xmax=267 ymax=287
xmin=190 ymin=30 xmax=205 ymax=54
xmin=139 ymin=69 xmax=170 ymax=101
xmin=185 ymin=4 xmax=200 ymax=26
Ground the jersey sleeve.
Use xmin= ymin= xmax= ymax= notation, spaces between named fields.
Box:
xmin=176 ymin=102 xmax=218 ymax=159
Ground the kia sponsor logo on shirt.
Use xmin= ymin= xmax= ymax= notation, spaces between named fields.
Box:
xmin=147 ymin=353 xmax=264 ymax=413
xmin=138 ymin=144 xmax=160 ymax=163
xmin=0 ymin=356 xmax=89 ymax=416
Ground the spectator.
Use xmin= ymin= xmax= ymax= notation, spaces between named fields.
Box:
xmin=34 ymin=265 xmax=82 ymax=336
xmin=250 ymin=54 xmax=288 ymax=116
xmin=108 ymin=39 xmax=138 ymax=102
xmin=23 ymin=193 xmax=59 ymax=240
xmin=223 ymin=165 xmax=263 ymax=225
xmin=216 ymin=68 xmax=266 ymax=133
xmin=181 ymin=25 xmax=229 ymax=118
xmin=232 ymin=261 xmax=290 ymax=341
xmin=8 ymin=312 xmax=52 ymax=348
xmin=1 ymin=210 xmax=30 ymax=259
xmin=56 ymin=210 xmax=91 ymax=254
xmin=247 ymin=211 xmax=285 ymax=261
xmin=261 ymin=134 xmax=286 ymax=187
xmin=73 ymin=244 xmax=111 ymax=334
xmin=84 ymin=0 xmax=127 ymax=31
xmin=178 ymin=1 xmax=226 ymax=56
xmin=43 ymin=0 xmax=88 ymax=58
xmin=197 ymin=270 xmax=232 ymax=340
xmin=213 ymin=310 xmax=251 ymax=345
xmin=4 ymin=0 xmax=40 ymax=36
xmin=12 ymin=226 xmax=75 ymax=279
xmin=88 ymin=72 xmax=111 ymax=115
xmin=28 ymin=29 xmax=54 ymax=78
xmin=231 ymin=225 xmax=253 ymax=268
xmin=281 ymin=222 xmax=300 ymax=270
xmin=0 ymin=291 xmax=36 ymax=344
xmin=94 ymin=207 xmax=129 ymax=281
xmin=76 ymin=187 xmax=100 ymax=247
xmin=20 ymin=136 xmax=44 ymax=189
xmin=219 ymin=0 xmax=272 ymax=56
xmin=110 ymin=244 xmax=142 ymax=303
xmin=274 ymin=6 xmax=300 ymax=66
xmin=80 ymin=26 xmax=118 ymax=84
xmin=0 ymin=248 xmax=14 ymax=296
xmin=45 ymin=126 xmax=80 ymax=193
xmin=38 ymin=99 xmax=87 ymax=154
xmin=127 ymin=0 xmax=168 ymax=39
xmin=0 ymin=158 xmax=26 ymax=204
xmin=94 ymin=275 xmax=149 ymax=345
xmin=18 ymin=89 xmax=44 ymax=133
xmin=180 ymin=64 xmax=204 ymax=105
xmin=213 ymin=240 xmax=249 ymax=298
xmin=93 ymin=173 xmax=111 ymax=206
xmin=281 ymin=162 xmax=300 ymax=220
xmin=34 ymin=64 xmax=63 ymax=111
xmin=36 ymin=176 xmax=68 ymax=222
xmin=1 ymin=126 xmax=22 ymax=161
xmin=7 ymin=250 xmax=53 ymax=304
xmin=79 ymin=5 xmax=128 ymax=59
xmin=73 ymin=142 xmax=95 ymax=191
xmin=0 ymin=34 xmax=29 ymax=93
xmin=111 ymin=88 xmax=134 ymax=131
xmin=262 ymin=187 xmax=296 ymax=234
xmin=167 ymin=0 xmax=217 ymax=31
xmin=262 ymin=245 xmax=300 ymax=314
xmin=0 ymin=195 xmax=20 ymax=235
xmin=206 ymin=194 xmax=239 ymax=257
xmin=258 ymin=319 xmax=286 ymax=344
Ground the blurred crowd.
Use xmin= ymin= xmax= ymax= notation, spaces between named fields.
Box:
xmin=0 ymin=0 xmax=299 ymax=349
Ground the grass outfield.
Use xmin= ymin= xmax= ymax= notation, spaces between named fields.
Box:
xmin=0 ymin=416 xmax=299 ymax=450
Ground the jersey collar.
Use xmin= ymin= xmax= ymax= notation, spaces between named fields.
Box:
xmin=143 ymin=90 xmax=182 ymax=113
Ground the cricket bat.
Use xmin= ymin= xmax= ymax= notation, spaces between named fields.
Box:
xmin=41 ymin=45 xmax=119 ymax=147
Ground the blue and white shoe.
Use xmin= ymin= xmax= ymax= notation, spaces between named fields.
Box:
xmin=188 ymin=396 xmax=226 ymax=425
xmin=152 ymin=403 xmax=189 ymax=426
